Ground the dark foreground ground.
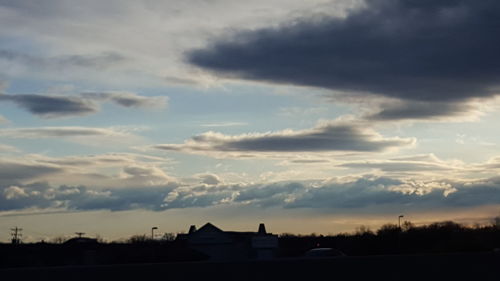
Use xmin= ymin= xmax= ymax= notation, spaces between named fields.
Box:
xmin=1 ymin=251 xmax=499 ymax=281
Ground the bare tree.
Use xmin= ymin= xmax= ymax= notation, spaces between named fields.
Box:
xmin=492 ymin=216 xmax=500 ymax=229
xmin=162 ymin=232 xmax=176 ymax=241
xmin=50 ymin=236 xmax=68 ymax=244
xmin=401 ymin=220 xmax=415 ymax=231
xmin=355 ymin=225 xmax=374 ymax=236
xmin=127 ymin=234 xmax=150 ymax=244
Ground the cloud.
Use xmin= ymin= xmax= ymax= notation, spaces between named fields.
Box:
xmin=0 ymin=92 xmax=167 ymax=118
xmin=0 ymin=80 xmax=7 ymax=91
xmin=0 ymin=126 xmax=131 ymax=138
xmin=0 ymin=0 xmax=358 ymax=87
xmin=0 ymin=160 xmax=63 ymax=186
xmin=0 ymin=153 xmax=177 ymax=192
xmin=0 ymin=143 xmax=20 ymax=153
xmin=200 ymin=122 xmax=248 ymax=128
xmin=232 ymin=176 xmax=500 ymax=211
xmin=0 ymin=183 xmax=175 ymax=211
xmin=363 ymin=99 xmax=484 ymax=122
xmin=0 ymin=153 xmax=496 ymax=213
xmin=32 ymin=153 xmax=168 ymax=167
xmin=340 ymin=154 xmax=461 ymax=173
xmin=0 ymin=114 xmax=9 ymax=124
xmin=0 ymin=49 xmax=127 ymax=71
xmin=1 ymin=175 xmax=499 ymax=213
xmin=197 ymin=173 xmax=222 ymax=185
xmin=3 ymin=186 xmax=29 ymax=199
xmin=120 ymin=165 xmax=175 ymax=187
xmin=153 ymin=121 xmax=414 ymax=157
xmin=80 ymin=92 xmax=168 ymax=109
xmin=286 ymin=159 xmax=331 ymax=164
xmin=0 ymin=93 xmax=98 ymax=117
xmin=188 ymin=0 xmax=500 ymax=119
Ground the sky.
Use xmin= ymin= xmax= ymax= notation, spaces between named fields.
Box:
xmin=1 ymin=0 xmax=500 ymax=242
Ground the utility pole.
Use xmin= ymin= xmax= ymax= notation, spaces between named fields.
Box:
xmin=75 ymin=232 xmax=85 ymax=238
xmin=10 ymin=226 xmax=23 ymax=244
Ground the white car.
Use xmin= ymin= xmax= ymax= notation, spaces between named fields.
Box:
xmin=305 ymin=247 xmax=346 ymax=258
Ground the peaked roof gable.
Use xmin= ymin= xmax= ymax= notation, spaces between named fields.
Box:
xmin=196 ymin=222 xmax=223 ymax=234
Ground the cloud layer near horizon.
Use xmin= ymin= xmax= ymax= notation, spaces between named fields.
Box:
xmin=2 ymin=175 xmax=500 ymax=213
xmin=0 ymin=149 xmax=498 ymax=218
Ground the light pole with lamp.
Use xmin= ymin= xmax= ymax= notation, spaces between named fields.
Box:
xmin=151 ymin=227 xmax=158 ymax=240
xmin=398 ymin=215 xmax=404 ymax=253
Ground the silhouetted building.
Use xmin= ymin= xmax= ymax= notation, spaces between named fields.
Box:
xmin=63 ymin=237 xmax=98 ymax=245
xmin=177 ymin=222 xmax=278 ymax=260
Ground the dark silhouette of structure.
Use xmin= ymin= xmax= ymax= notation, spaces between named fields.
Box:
xmin=63 ymin=236 xmax=98 ymax=245
xmin=177 ymin=222 xmax=278 ymax=260
xmin=1 ymin=219 xmax=499 ymax=272
xmin=151 ymin=227 xmax=158 ymax=239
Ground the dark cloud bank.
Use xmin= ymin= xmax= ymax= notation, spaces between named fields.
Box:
xmin=2 ymin=176 xmax=500 ymax=213
xmin=188 ymin=0 xmax=500 ymax=119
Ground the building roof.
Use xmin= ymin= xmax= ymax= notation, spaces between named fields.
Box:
xmin=196 ymin=222 xmax=223 ymax=233
xmin=63 ymin=237 xmax=98 ymax=245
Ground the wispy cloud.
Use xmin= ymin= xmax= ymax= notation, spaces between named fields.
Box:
xmin=0 ymin=143 xmax=20 ymax=153
xmin=0 ymin=126 xmax=131 ymax=138
xmin=80 ymin=92 xmax=168 ymax=109
xmin=0 ymin=92 xmax=167 ymax=118
xmin=0 ymin=114 xmax=9 ymax=124
xmin=200 ymin=122 xmax=248 ymax=128
xmin=340 ymin=154 xmax=462 ymax=174
xmin=0 ymin=50 xmax=127 ymax=71
xmin=0 ymin=152 xmax=176 ymax=189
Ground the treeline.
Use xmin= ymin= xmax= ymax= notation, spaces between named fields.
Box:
xmin=0 ymin=239 xmax=205 ymax=268
xmin=1 ymin=218 xmax=499 ymax=268
xmin=279 ymin=219 xmax=500 ymax=257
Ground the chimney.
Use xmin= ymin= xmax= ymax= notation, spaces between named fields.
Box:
xmin=258 ymin=223 xmax=267 ymax=235
xmin=188 ymin=225 xmax=197 ymax=234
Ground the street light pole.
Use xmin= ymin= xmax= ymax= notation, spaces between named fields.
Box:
xmin=151 ymin=227 xmax=158 ymax=240
xmin=398 ymin=215 xmax=404 ymax=253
